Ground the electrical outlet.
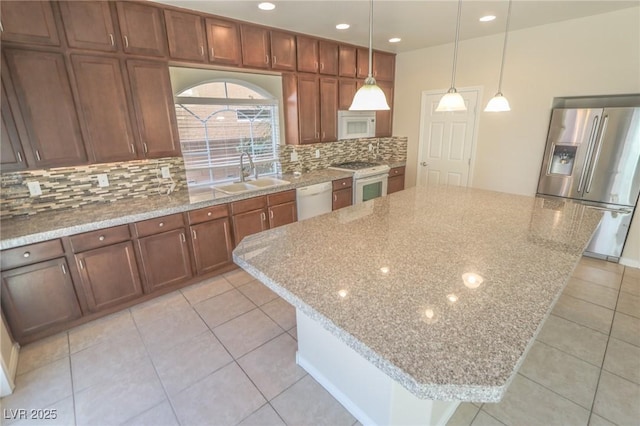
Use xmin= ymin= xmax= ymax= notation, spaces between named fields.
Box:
xmin=97 ymin=174 xmax=109 ymax=188
xmin=27 ymin=181 xmax=42 ymax=197
xmin=315 ymin=149 xmax=320 ymax=158
xmin=368 ymin=143 xmax=373 ymax=152
xmin=290 ymin=150 xmax=299 ymax=162
xmin=161 ymin=166 xmax=171 ymax=179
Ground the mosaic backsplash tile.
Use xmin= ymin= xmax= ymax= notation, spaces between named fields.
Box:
xmin=278 ymin=136 xmax=408 ymax=173
xmin=1 ymin=157 xmax=186 ymax=219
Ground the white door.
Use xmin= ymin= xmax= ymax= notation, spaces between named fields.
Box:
xmin=417 ymin=90 xmax=479 ymax=187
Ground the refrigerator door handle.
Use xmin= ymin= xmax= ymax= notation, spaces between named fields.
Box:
xmin=585 ymin=205 xmax=632 ymax=214
xmin=585 ymin=115 xmax=609 ymax=194
xmin=577 ymin=115 xmax=600 ymax=193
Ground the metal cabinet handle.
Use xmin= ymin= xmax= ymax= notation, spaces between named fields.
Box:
xmin=23 ymin=251 xmax=30 ymax=258
xmin=200 ymin=45 xmax=204 ymax=56
xmin=124 ymin=35 xmax=129 ymax=48
xmin=130 ymin=144 xmax=135 ymax=153
xmin=143 ymin=143 xmax=148 ymax=153
xmin=265 ymin=55 xmax=269 ymax=64
xmin=273 ymin=56 xmax=277 ymax=65
xmin=211 ymin=47 xmax=215 ymax=57
xmin=180 ymin=233 xmax=186 ymax=243
xmin=35 ymin=150 xmax=41 ymax=161
xmin=109 ymin=34 xmax=114 ymax=46
xmin=61 ymin=264 xmax=67 ymax=275
xmin=17 ymin=152 xmax=23 ymax=162
xmin=78 ymin=259 xmax=84 ymax=270
xmin=333 ymin=194 xmax=337 ymax=202
xmin=320 ymin=62 xmax=324 ymax=70
xmin=192 ymin=229 xmax=197 ymax=240
xmin=270 ymin=210 xmax=274 ymax=219
xmin=159 ymin=222 xmax=164 ymax=227
xmin=261 ymin=212 xmax=266 ymax=221
xmin=98 ymin=235 xmax=105 ymax=241
xmin=0 ymin=21 xmax=4 ymax=33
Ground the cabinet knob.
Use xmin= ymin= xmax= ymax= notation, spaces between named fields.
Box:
xmin=342 ymin=182 xmax=346 ymax=186
xmin=23 ymin=251 xmax=30 ymax=258
xmin=99 ymin=235 xmax=105 ymax=241
xmin=159 ymin=222 xmax=164 ymax=227
xmin=207 ymin=212 xmax=212 ymax=216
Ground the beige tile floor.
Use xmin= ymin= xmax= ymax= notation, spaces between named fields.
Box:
xmin=1 ymin=257 xmax=638 ymax=426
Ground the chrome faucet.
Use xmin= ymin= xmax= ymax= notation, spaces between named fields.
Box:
xmin=239 ymin=152 xmax=258 ymax=182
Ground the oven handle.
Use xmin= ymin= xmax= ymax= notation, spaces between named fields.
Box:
xmin=355 ymin=173 xmax=389 ymax=185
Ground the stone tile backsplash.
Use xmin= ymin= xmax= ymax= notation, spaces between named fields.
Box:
xmin=0 ymin=137 xmax=407 ymax=219
xmin=1 ymin=157 xmax=186 ymax=219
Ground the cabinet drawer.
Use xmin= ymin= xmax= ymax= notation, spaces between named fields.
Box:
xmin=389 ymin=166 xmax=405 ymax=177
xmin=267 ymin=190 xmax=296 ymax=206
xmin=69 ymin=225 xmax=131 ymax=253
xmin=134 ymin=214 xmax=185 ymax=238
xmin=230 ymin=196 xmax=267 ymax=215
xmin=188 ymin=204 xmax=229 ymax=225
xmin=1 ymin=239 xmax=64 ymax=270
xmin=332 ymin=177 xmax=353 ymax=191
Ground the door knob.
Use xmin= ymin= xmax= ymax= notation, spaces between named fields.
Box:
xmin=421 ymin=162 xmax=428 ymax=167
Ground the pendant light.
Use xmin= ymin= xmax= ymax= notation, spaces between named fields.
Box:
xmin=485 ymin=0 xmax=512 ymax=112
xmin=349 ymin=0 xmax=390 ymax=111
xmin=436 ymin=0 xmax=466 ymax=112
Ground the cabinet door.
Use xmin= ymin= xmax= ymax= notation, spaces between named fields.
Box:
xmin=387 ymin=175 xmax=405 ymax=194
xmin=127 ymin=60 xmax=181 ymax=158
xmin=356 ymin=48 xmax=370 ymax=79
xmin=72 ymin=55 xmax=137 ymax=163
xmin=75 ymin=242 xmax=142 ymax=312
xmin=190 ymin=218 xmax=233 ymax=275
xmin=4 ymin=49 xmax=87 ymax=168
xmin=1 ymin=77 xmax=27 ymax=171
xmin=332 ymin=188 xmax=353 ymax=210
xmin=164 ymin=9 xmax=206 ymax=62
xmin=373 ymin=51 xmax=395 ymax=81
xmin=339 ymin=45 xmax=357 ymax=78
xmin=116 ymin=2 xmax=167 ymax=57
xmin=1 ymin=258 xmax=81 ymax=342
xmin=0 ymin=1 xmax=59 ymax=46
xmin=271 ymin=31 xmax=296 ymax=71
xmin=298 ymin=74 xmax=320 ymax=144
xmin=206 ymin=18 xmax=241 ymax=65
xmin=338 ymin=79 xmax=357 ymax=111
xmin=319 ymin=41 xmax=339 ymax=75
xmin=320 ymin=78 xmax=338 ymax=142
xmin=268 ymin=202 xmax=297 ymax=229
xmin=296 ymin=36 xmax=318 ymax=73
xmin=137 ymin=229 xmax=193 ymax=293
xmin=59 ymin=1 xmax=117 ymax=52
xmin=375 ymin=80 xmax=394 ymax=137
xmin=240 ymin=24 xmax=270 ymax=69
xmin=232 ymin=209 xmax=268 ymax=246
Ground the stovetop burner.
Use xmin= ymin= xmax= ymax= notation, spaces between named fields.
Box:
xmin=330 ymin=161 xmax=381 ymax=170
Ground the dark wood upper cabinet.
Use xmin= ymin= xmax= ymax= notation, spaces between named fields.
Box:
xmin=240 ymin=24 xmax=270 ymax=69
xmin=338 ymin=79 xmax=357 ymax=110
xmin=270 ymin=30 xmax=296 ymax=71
xmin=1 ymin=77 xmax=27 ymax=171
xmin=0 ymin=1 xmax=60 ymax=46
xmin=205 ymin=17 xmax=241 ymax=65
xmin=58 ymin=1 xmax=118 ymax=52
xmin=375 ymin=80 xmax=394 ymax=137
xmin=320 ymin=78 xmax=338 ymax=142
xmin=115 ymin=2 xmax=167 ymax=57
xmin=319 ymin=41 xmax=339 ymax=75
xmin=373 ymin=51 xmax=395 ymax=81
xmin=297 ymin=74 xmax=320 ymax=144
xmin=339 ymin=45 xmax=357 ymax=78
xmin=296 ymin=36 xmax=318 ymax=73
xmin=126 ymin=60 xmax=181 ymax=158
xmin=356 ymin=48 xmax=369 ymax=79
xmin=4 ymin=49 xmax=87 ymax=168
xmin=71 ymin=55 xmax=137 ymax=163
xmin=164 ymin=9 xmax=206 ymax=62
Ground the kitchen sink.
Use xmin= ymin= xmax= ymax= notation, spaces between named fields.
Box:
xmin=214 ymin=178 xmax=290 ymax=194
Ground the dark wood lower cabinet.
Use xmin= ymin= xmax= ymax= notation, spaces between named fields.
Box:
xmin=1 ymin=258 xmax=81 ymax=341
xmin=268 ymin=202 xmax=297 ymax=228
xmin=75 ymin=241 xmax=143 ymax=312
xmin=190 ymin=218 xmax=233 ymax=275
xmin=333 ymin=188 xmax=353 ymax=210
xmin=136 ymin=228 xmax=193 ymax=293
xmin=232 ymin=209 xmax=268 ymax=246
xmin=387 ymin=166 xmax=406 ymax=194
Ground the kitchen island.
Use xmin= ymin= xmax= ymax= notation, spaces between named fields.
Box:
xmin=233 ymin=185 xmax=602 ymax=425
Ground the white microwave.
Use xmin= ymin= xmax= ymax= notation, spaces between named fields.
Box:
xmin=337 ymin=110 xmax=376 ymax=140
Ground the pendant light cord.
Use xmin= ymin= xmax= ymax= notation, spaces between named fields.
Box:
xmin=367 ymin=0 xmax=374 ymax=80
xmin=450 ymin=0 xmax=463 ymax=89
xmin=496 ymin=0 xmax=512 ymax=93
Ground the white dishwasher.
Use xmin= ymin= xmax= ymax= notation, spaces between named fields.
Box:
xmin=296 ymin=182 xmax=333 ymax=221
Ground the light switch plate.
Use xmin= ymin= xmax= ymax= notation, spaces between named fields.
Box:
xmin=27 ymin=181 xmax=42 ymax=197
xmin=97 ymin=174 xmax=109 ymax=188
xmin=315 ymin=149 xmax=320 ymax=158
xmin=290 ymin=150 xmax=299 ymax=162
xmin=161 ymin=166 xmax=171 ymax=179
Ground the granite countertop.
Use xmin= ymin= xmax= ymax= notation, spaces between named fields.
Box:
xmin=233 ymin=185 xmax=602 ymax=402
xmin=0 ymin=168 xmax=355 ymax=250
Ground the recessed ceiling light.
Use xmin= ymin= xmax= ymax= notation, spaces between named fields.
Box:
xmin=336 ymin=23 xmax=350 ymax=30
xmin=258 ymin=2 xmax=275 ymax=11
xmin=388 ymin=37 xmax=402 ymax=43
xmin=479 ymin=15 xmax=496 ymax=22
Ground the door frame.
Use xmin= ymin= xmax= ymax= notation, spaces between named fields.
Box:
xmin=416 ymin=86 xmax=483 ymax=187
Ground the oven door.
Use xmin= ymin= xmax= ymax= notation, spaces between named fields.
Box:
xmin=354 ymin=174 xmax=388 ymax=204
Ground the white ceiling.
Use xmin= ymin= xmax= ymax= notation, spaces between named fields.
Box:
xmin=152 ymin=1 xmax=638 ymax=53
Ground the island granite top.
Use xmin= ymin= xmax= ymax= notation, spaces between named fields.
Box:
xmin=233 ymin=185 xmax=602 ymax=402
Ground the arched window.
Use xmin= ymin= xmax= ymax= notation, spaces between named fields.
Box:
xmin=175 ymin=80 xmax=280 ymax=187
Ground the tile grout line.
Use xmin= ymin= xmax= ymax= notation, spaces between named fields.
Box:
xmin=67 ymin=332 xmax=78 ymax=426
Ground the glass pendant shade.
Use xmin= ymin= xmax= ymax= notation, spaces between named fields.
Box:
xmin=484 ymin=93 xmax=511 ymax=112
xmin=350 ymin=79 xmax=390 ymax=111
xmin=436 ymin=89 xmax=466 ymax=112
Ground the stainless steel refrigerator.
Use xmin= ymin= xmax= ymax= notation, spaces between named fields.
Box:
xmin=537 ymin=107 xmax=640 ymax=262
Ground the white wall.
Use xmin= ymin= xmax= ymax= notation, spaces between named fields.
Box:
xmin=393 ymin=7 xmax=640 ymax=266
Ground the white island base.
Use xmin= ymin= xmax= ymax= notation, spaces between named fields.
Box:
xmin=296 ymin=310 xmax=460 ymax=426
